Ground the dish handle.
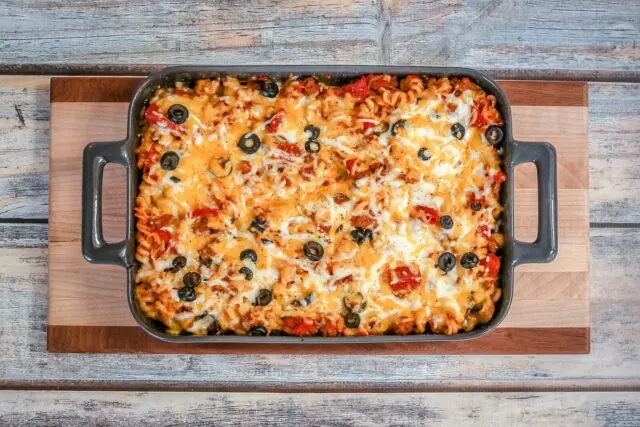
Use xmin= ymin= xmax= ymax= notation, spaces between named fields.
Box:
xmin=81 ymin=139 xmax=132 ymax=267
xmin=510 ymin=140 xmax=558 ymax=266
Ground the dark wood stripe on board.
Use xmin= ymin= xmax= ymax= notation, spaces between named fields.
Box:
xmin=50 ymin=77 xmax=145 ymax=103
xmin=48 ymin=326 xmax=590 ymax=354
xmin=50 ymin=76 xmax=587 ymax=107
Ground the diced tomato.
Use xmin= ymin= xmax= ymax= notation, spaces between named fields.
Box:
xmin=192 ymin=207 xmax=220 ymax=218
xmin=144 ymin=104 xmax=184 ymax=132
xmin=342 ymin=76 xmax=369 ymax=99
xmin=276 ymin=142 xmax=302 ymax=156
xmin=362 ymin=121 xmax=375 ymax=131
xmin=334 ymin=275 xmax=353 ymax=286
xmin=300 ymin=166 xmax=315 ymax=181
xmin=155 ymin=229 xmax=172 ymax=242
xmin=238 ymin=160 xmax=252 ymax=174
xmin=413 ymin=206 xmax=439 ymax=225
xmin=390 ymin=266 xmax=422 ymax=292
xmin=318 ymin=224 xmax=331 ymax=233
xmin=477 ymin=225 xmax=492 ymax=240
xmin=470 ymin=102 xmax=488 ymax=127
xmin=139 ymin=143 xmax=160 ymax=172
xmin=283 ymin=317 xmax=317 ymax=336
xmin=493 ymin=171 xmax=506 ymax=186
xmin=469 ymin=193 xmax=485 ymax=209
xmin=266 ymin=111 xmax=284 ymax=133
xmin=351 ymin=215 xmax=376 ymax=229
xmin=481 ymin=253 xmax=501 ymax=278
xmin=334 ymin=193 xmax=349 ymax=204
xmin=345 ymin=158 xmax=358 ymax=176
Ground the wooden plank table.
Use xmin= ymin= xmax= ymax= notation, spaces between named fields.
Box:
xmin=0 ymin=0 xmax=639 ymax=424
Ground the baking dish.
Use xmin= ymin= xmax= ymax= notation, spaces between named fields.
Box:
xmin=82 ymin=65 xmax=558 ymax=343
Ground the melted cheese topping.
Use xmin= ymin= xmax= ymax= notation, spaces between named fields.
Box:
xmin=134 ymin=74 xmax=505 ymax=337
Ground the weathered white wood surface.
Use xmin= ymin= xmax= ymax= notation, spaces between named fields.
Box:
xmin=0 ymin=223 xmax=638 ymax=389
xmin=1 ymin=77 xmax=639 ymax=222
xmin=1 ymin=391 xmax=639 ymax=426
xmin=0 ymin=1 xmax=639 ymax=78
xmin=0 ymin=77 xmax=49 ymax=218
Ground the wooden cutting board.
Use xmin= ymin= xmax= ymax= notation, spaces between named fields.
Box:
xmin=48 ymin=77 xmax=590 ymax=354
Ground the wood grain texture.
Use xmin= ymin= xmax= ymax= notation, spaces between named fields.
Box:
xmin=1 ymin=391 xmax=640 ymax=426
xmin=0 ymin=0 xmax=384 ymax=64
xmin=50 ymin=77 xmax=144 ymax=103
xmin=0 ymin=76 xmax=49 ymax=219
xmin=47 ymin=78 xmax=590 ymax=354
xmin=589 ymin=83 xmax=640 ymax=223
xmin=389 ymin=0 xmax=640 ymax=73
xmin=1 ymin=1 xmax=638 ymax=76
xmin=46 ymin=326 xmax=589 ymax=355
xmin=0 ymin=223 xmax=638 ymax=389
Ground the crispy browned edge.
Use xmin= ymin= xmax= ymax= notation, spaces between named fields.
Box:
xmin=48 ymin=76 xmax=589 ymax=354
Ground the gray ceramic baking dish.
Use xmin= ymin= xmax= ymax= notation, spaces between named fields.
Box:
xmin=82 ymin=65 xmax=558 ymax=344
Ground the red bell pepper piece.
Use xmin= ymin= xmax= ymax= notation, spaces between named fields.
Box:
xmin=144 ymin=104 xmax=184 ymax=132
xmin=283 ymin=317 xmax=317 ymax=336
xmin=342 ymin=76 xmax=369 ymax=99
xmin=276 ymin=142 xmax=302 ymax=156
xmin=266 ymin=111 xmax=284 ymax=133
xmin=477 ymin=225 xmax=492 ymax=240
xmin=481 ymin=253 xmax=501 ymax=278
xmin=345 ymin=158 xmax=358 ymax=176
xmin=390 ymin=266 xmax=422 ymax=292
xmin=470 ymin=102 xmax=488 ymax=127
xmin=192 ymin=208 xmax=221 ymax=218
xmin=155 ymin=229 xmax=172 ymax=242
xmin=414 ymin=206 xmax=439 ymax=225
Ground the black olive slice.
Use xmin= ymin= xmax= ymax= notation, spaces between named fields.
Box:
xmin=167 ymin=104 xmax=189 ymax=124
xmin=418 ymin=147 xmax=431 ymax=161
xmin=183 ymin=272 xmax=201 ymax=287
xmin=260 ymin=78 xmax=279 ymax=98
xmin=391 ymin=120 xmax=407 ymax=136
xmin=178 ymin=286 xmax=196 ymax=301
xmin=485 ymin=125 xmax=504 ymax=145
xmin=439 ymin=215 xmax=453 ymax=230
xmin=460 ymin=252 xmax=479 ymax=269
xmin=344 ymin=312 xmax=361 ymax=328
xmin=249 ymin=325 xmax=268 ymax=336
xmin=303 ymin=241 xmax=324 ymax=261
xmin=438 ymin=252 xmax=456 ymax=273
xmin=240 ymin=249 xmax=258 ymax=263
xmin=172 ymin=256 xmax=187 ymax=270
xmin=305 ymin=139 xmax=321 ymax=153
xmin=451 ymin=123 xmax=465 ymax=140
xmin=250 ymin=216 xmax=267 ymax=234
xmin=343 ymin=292 xmax=366 ymax=313
xmin=160 ymin=151 xmax=180 ymax=170
xmin=304 ymin=124 xmax=320 ymax=139
xmin=255 ymin=289 xmax=273 ymax=306
xmin=240 ymin=266 xmax=254 ymax=281
xmin=238 ymin=133 xmax=261 ymax=154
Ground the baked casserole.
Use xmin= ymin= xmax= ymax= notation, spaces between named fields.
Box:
xmin=134 ymin=74 xmax=506 ymax=337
